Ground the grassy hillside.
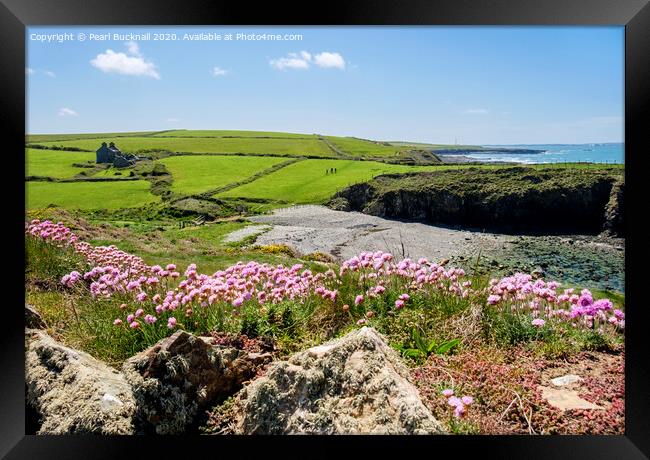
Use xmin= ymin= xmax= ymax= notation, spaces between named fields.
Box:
xmin=153 ymin=130 xmax=317 ymax=138
xmin=26 ymin=131 xmax=162 ymax=143
xmin=31 ymin=137 xmax=334 ymax=157
xmin=324 ymin=136 xmax=406 ymax=157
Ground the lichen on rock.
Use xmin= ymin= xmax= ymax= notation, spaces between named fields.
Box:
xmin=225 ymin=327 xmax=445 ymax=434
xmin=122 ymin=330 xmax=271 ymax=434
xmin=25 ymin=328 xmax=136 ymax=435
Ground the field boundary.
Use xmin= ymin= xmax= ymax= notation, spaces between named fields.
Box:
xmin=196 ymin=158 xmax=306 ymax=199
xmin=25 ymin=131 xmax=169 ymax=143
xmin=318 ymin=136 xmax=354 ymax=159
xmin=26 ymin=175 xmax=140 ymax=183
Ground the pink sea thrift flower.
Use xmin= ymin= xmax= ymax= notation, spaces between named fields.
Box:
xmin=144 ymin=314 xmax=157 ymax=324
xmin=461 ymin=396 xmax=474 ymax=405
xmin=355 ymin=295 xmax=364 ymax=306
xmin=531 ymin=318 xmax=546 ymax=327
xmin=113 ymin=319 xmax=122 ymax=326
xmin=167 ymin=317 xmax=177 ymax=329
xmin=487 ymin=295 xmax=501 ymax=305
xmin=442 ymin=389 xmax=454 ymax=397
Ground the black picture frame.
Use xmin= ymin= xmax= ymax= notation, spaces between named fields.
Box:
xmin=2 ymin=0 xmax=648 ymax=458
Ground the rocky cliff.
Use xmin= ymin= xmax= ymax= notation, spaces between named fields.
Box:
xmin=329 ymin=167 xmax=624 ymax=236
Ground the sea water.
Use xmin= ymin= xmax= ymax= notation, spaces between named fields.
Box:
xmin=467 ymin=143 xmax=624 ymax=164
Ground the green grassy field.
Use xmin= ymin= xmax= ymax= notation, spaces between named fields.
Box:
xmin=26 ymin=180 xmax=159 ymax=210
xmin=26 ymin=131 xmax=161 ymax=143
xmin=160 ymin=155 xmax=288 ymax=195
xmin=25 ymin=148 xmax=96 ymax=178
xmin=153 ymin=130 xmax=317 ymax=138
xmin=31 ymin=137 xmax=335 ymax=157
xmin=325 ymin=136 xmax=406 ymax=157
xmin=216 ymin=159 xmax=441 ymax=203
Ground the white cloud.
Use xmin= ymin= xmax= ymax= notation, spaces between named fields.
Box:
xmin=212 ymin=66 xmax=228 ymax=77
xmin=270 ymin=50 xmax=346 ymax=71
xmin=313 ymin=52 xmax=345 ymax=69
xmin=166 ymin=118 xmax=180 ymax=122
xmin=90 ymin=43 xmax=160 ymax=79
xmin=44 ymin=70 xmax=56 ymax=78
xmin=26 ymin=67 xmax=34 ymax=75
xmin=463 ymin=108 xmax=489 ymax=115
xmin=270 ymin=54 xmax=310 ymax=70
xmin=58 ymin=107 xmax=78 ymax=117
xmin=125 ymin=41 xmax=142 ymax=57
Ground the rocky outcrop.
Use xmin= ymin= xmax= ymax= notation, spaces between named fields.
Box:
xmin=25 ymin=304 xmax=46 ymax=329
xmin=122 ymin=330 xmax=271 ymax=434
xmin=226 ymin=327 xmax=445 ymax=435
xmin=330 ymin=168 xmax=624 ymax=235
xmin=602 ymin=181 xmax=624 ymax=237
xmin=25 ymin=329 xmax=136 ymax=434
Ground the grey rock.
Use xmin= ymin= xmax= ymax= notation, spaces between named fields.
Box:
xmin=25 ymin=328 xmax=136 ymax=434
xmin=122 ymin=330 xmax=271 ymax=434
xmin=540 ymin=386 xmax=603 ymax=411
xmin=25 ymin=304 xmax=46 ymax=329
xmin=229 ymin=327 xmax=445 ymax=434
xmin=550 ymin=374 xmax=583 ymax=387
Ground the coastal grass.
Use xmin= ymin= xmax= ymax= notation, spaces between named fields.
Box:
xmin=26 ymin=180 xmax=160 ymax=210
xmin=26 ymin=148 xmax=96 ymax=178
xmin=32 ymin=137 xmax=334 ymax=157
xmin=159 ymin=155 xmax=287 ymax=195
xmin=216 ymin=159 xmax=440 ymax=203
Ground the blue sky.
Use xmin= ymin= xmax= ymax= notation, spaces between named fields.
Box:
xmin=26 ymin=26 xmax=624 ymax=144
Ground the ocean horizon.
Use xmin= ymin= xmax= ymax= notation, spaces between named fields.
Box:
xmin=469 ymin=143 xmax=624 ymax=164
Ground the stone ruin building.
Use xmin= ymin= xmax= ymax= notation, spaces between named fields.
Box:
xmin=96 ymin=142 xmax=139 ymax=168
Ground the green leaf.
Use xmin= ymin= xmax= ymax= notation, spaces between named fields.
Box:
xmin=412 ymin=328 xmax=428 ymax=354
xmin=402 ymin=349 xmax=423 ymax=359
xmin=435 ymin=338 xmax=461 ymax=355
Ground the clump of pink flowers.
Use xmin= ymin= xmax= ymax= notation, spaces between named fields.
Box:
xmin=487 ymin=273 xmax=623 ymax=332
xmin=442 ymin=389 xmax=474 ymax=418
xmin=26 ymin=219 xmax=624 ymax=339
